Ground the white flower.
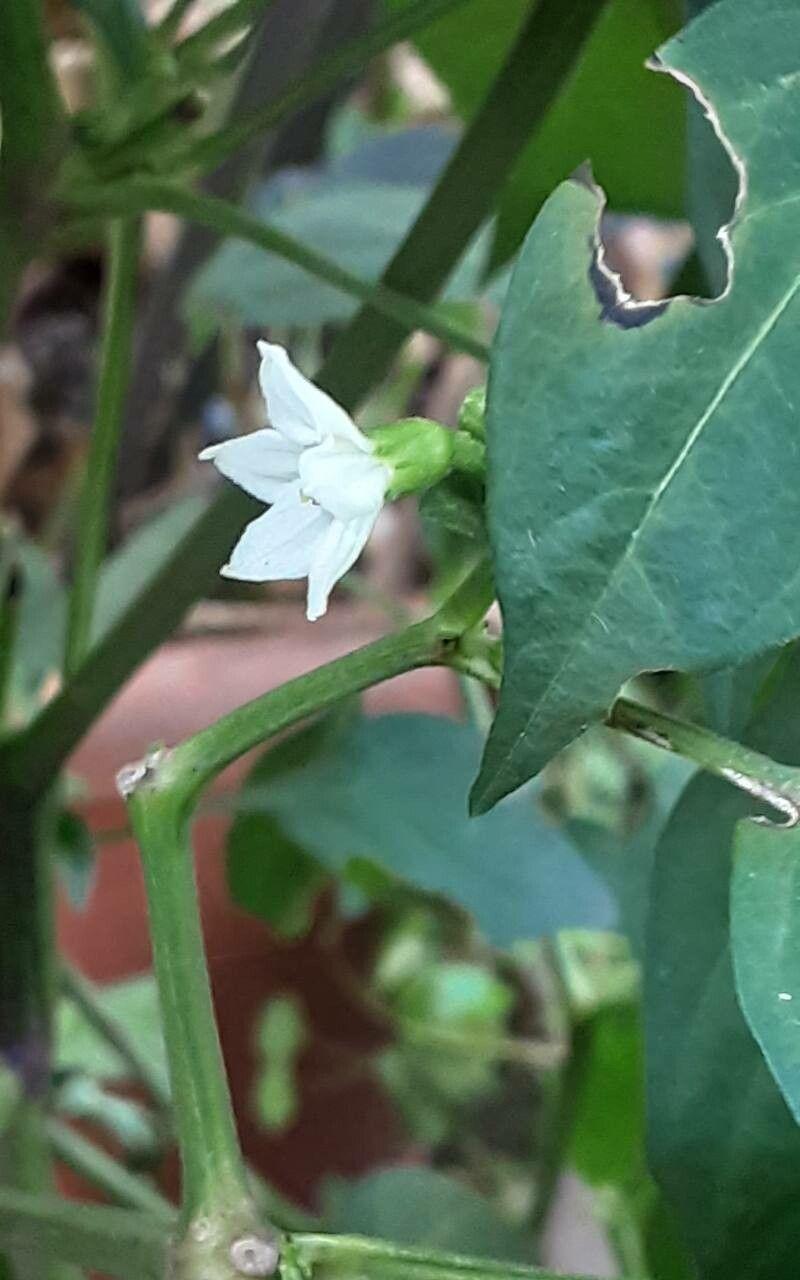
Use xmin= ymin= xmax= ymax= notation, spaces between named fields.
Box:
xmin=200 ymin=342 xmax=390 ymax=621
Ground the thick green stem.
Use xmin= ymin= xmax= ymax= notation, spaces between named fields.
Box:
xmin=609 ymin=696 xmax=800 ymax=824
xmin=64 ymin=218 xmax=142 ymax=676
xmin=65 ymin=181 xmax=488 ymax=361
xmin=126 ymin=790 xmax=255 ymax=1226
xmin=121 ymin=579 xmax=489 ymax=1263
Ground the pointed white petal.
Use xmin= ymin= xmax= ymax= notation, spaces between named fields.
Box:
xmin=221 ymin=484 xmax=331 ymax=582
xmin=200 ymin=429 xmax=300 ymax=504
xmin=257 ymin=342 xmax=367 ymax=448
xmin=306 ymin=513 xmax=377 ymax=621
xmin=298 ymin=437 xmax=389 ymax=521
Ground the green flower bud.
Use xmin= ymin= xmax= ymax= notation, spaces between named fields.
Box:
xmin=370 ymin=417 xmax=455 ymax=499
xmin=457 ymin=386 xmax=486 ymax=440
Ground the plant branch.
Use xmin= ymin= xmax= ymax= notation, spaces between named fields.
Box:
xmin=64 ymin=218 xmax=142 ymax=676
xmin=608 ymin=696 xmax=800 ymax=825
xmin=65 ymin=180 xmax=489 ymax=361
xmin=0 ymin=1190 xmax=594 ymax=1280
xmin=47 ymin=1119 xmax=174 ymax=1221
xmin=120 ymin=573 xmax=489 ymax=1253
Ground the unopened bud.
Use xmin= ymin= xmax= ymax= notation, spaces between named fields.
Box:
xmin=370 ymin=417 xmax=454 ymax=499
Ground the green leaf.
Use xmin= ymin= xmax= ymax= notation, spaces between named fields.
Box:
xmin=474 ymin=0 xmax=800 ymax=811
xmin=237 ymin=713 xmax=613 ymax=946
xmin=13 ymin=540 xmax=66 ymax=704
xmin=569 ymin=1005 xmax=645 ymax=1190
xmin=188 ymin=182 xmax=493 ymax=330
xmin=52 ymin=810 xmax=95 ymax=909
xmin=321 ymin=1167 xmax=537 ymax=1263
xmin=228 ymin=813 xmax=323 ymax=939
xmin=389 ymin=0 xmax=685 ymax=264
xmin=731 ymin=820 xmax=800 ymax=1124
xmin=646 ymin=646 xmax=800 ymax=1279
xmin=56 ymin=975 xmax=169 ymax=1094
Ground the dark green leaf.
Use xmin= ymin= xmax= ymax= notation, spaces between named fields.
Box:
xmin=322 ymin=1167 xmax=537 ymax=1263
xmin=732 ymin=822 xmax=800 ymax=1124
xmin=647 ymin=647 xmax=800 ymax=1279
xmin=240 ymin=714 xmax=614 ymax=946
xmin=228 ymin=813 xmax=323 ymax=939
xmin=474 ymin=0 xmax=800 ymax=810
xmin=569 ymin=1005 xmax=645 ymax=1190
xmin=389 ymin=0 xmax=685 ymax=264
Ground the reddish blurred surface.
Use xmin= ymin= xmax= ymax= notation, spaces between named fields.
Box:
xmin=56 ymin=613 xmax=461 ymax=1209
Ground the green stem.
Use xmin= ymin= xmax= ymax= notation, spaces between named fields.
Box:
xmin=0 ymin=1191 xmax=594 ymax=1280
xmin=65 ymin=181 xmax=488 ymax=361
xmin=292 ymin=1235 xmax=580 ymax=1280
xmin=64 ymin=218 xmax=141 ymax=677
xmin=121 ymin=579 xmax=489 ymax=1245
xmin=150 ymin=614 xmax=460 ymax=811
xmin=169 ymin=0 xmax=473 ymax=175
xmin=60 ymin=965 xmax=171 ymax=1111
xmin=47 ymin=1119 xmax=174 ymax=1221
xmin=126 ymin=792 xmax=254 ymax=1228
xmin=608 ymin=696 xmax=800 ymax=824
xmin=318 ymin=0 xmax=608 ymax=407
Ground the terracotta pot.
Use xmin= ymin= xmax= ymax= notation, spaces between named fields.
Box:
xmin=57 ymin=609 xmax=461 ymax=1208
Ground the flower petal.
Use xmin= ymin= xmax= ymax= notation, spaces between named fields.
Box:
xmin=299 ymin=437 xmax=389 ymax=521
xmin=221 ymin=483 xmax=331 ymax=582
xmin=306 ymin=513 xmax=377 ymax=621
xmin=257 ymin=342 xmax=368 ymax=448
xmin=200 ymin=429 xmax=300 ymax=504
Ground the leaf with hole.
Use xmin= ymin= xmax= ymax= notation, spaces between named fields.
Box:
xmin=474 ymin=0 xmax=800 ymax=811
